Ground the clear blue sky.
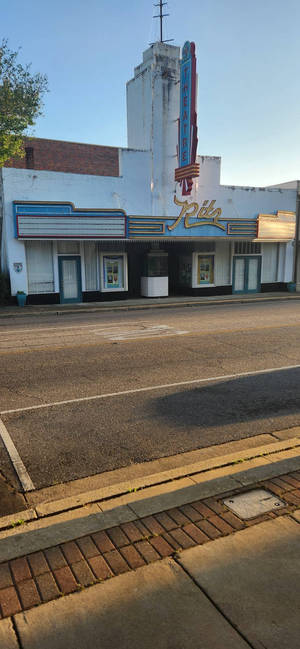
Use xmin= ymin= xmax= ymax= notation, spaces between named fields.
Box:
xmin=1 ymin=0 xmax=300 ymax=186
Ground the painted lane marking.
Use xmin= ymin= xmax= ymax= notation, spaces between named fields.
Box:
xmin=0 ymin=321 xmax=148 ymax=336
xmin=1 ymin=363 xmax=300 ymax=416
xmin=95 ymin=324 xmax=189 ymax=341
xmin=0 ymin=418 xmax=35 ymax=492
xmin=0 ymin=324 xmax=189 ymax=347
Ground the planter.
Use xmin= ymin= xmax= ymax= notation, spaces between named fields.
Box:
xmin=16 ymin=293 xmax=27 ymax=307
xmin=287 ymin=282 xmax=296 ymax=293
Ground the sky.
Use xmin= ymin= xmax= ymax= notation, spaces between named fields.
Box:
xmin=1 ymin=0 xmax=300 ymax=187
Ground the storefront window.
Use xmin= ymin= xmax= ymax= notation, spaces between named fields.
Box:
xmin=101 ymin=254 xmax=127 ymax=291
xmin=84 ymin=242 xmax=98 ymax=291
xmin=26 ymin=241 xmax=54 ymax=294
xmin=197 ymin=255 xmax=214 ymax=285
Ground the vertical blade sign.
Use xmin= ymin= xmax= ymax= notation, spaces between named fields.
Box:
xmin=175 ymin=41 xmax=199 ymax=195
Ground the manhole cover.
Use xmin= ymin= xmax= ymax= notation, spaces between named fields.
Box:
xmin=223 ymin=489 xmax=286 ymax=520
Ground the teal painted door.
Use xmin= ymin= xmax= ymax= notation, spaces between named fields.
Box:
xmin=233 ymin=256 xmax=261 ymax=294
xmin=58 ymin=256 xmax=82 ymax=303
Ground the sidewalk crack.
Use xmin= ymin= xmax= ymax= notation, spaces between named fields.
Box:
xmin=11 ymin=615 xmax=24 ymax=649
xmin=173 ymin=555 xmax=255 ymax=649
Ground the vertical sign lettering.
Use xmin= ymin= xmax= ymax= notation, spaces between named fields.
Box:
xmin=175 ymin=41 xmax=199 ymax=195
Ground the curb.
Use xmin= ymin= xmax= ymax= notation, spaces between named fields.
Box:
xmin=0 ymin=434 xmax=299 ymax=563
xmin=0 ymin=293 xmax=299 ymax=319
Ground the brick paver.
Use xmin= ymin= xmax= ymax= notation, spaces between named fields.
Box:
xmin=17 ymin=579 xmax=41 ymax=609
xmin=166 ymin=508 xmax=191 ymax=526
xmin=28 ymin=552 xmax=49 ymax=577
xmin=149 ymin=536 xmax=174 ymax=557
xmin=120 ymin=545 xmax=146 ymax=569
xmin=221 ymin=511 xmax=245 ymax=531
xmin=92 ymin=530 xmax=114 ymax=553
xmin=0 ymin=564 xmax=12 ymax=590
xmin=190 ymin=501 xmax=215 ymax=518
xmin=106 ymin=527 xmax=130 ymax=548
xmin=88 ymin=555 xmax=112 ymax=581
xmin=203 ymin=497 xmax=227 ymax=514
xmin=103 ymin=550 xmax=129 ymax=575
xmin=208 ymin=514 xmax=234 ymax=535
xmin=120 ymin=521 xmax=145 ymax=542
xmin=196 ymin=519 xmax=222 ymax=539
xmin=182 ymin=523 xmax=209 ymax=545
xmin=77 ymin=536 xmax=100 ymax=559
xmin=0 ymin=468 xmax=298 ymax=619
xmin=71 ymin=560 xmax=94 ymax=587
xmin=10 ymin=557 xmax=31 ymax=583
xmin=54 ymin=566 xmax=78 ymax=594
xmin=61 ymin=541 xmax=83 ymax=564
xmin=161 ymin=531 xmax=182 ymax=550
xmin=155 ymin=512 xmax=178 ymax=531
xmin=179 ymin=504 xmax=203 ymax=522
xmin=36 ymin=572 xmax=60 ymax=602
xmin=168 ymin=527 xmax=196 ymax=549
xmin=141 ymin=516 xmax=165 ymax=536
xmin=135 ymin=540 xmax=160 ymax=563
xmin=0 ymin=586 xmax=21 ymax=616
xmin=45 ymin=547 xmax=67 ymax=571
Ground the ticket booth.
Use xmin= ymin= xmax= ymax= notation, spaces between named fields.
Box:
xmin=141 ymin=251 xmax=168 ymax=297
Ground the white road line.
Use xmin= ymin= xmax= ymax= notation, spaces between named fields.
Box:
xmin=1 ymin=363 xmax=300 ymax=416
xmin=0 ymin=418 xmax=35 ymax=492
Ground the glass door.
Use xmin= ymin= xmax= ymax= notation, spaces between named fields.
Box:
xmin=58 ymin=256 xmax=82 ymax=303
xmin=233 ymin=256 xmax=261 ymax=294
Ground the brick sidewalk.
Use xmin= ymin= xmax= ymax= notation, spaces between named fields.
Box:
xmin=0 ymin=471 xmax=300 ymax=619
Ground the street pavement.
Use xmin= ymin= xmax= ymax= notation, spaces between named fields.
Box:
xmin=1 ymin=300 xmax=300 ymax=490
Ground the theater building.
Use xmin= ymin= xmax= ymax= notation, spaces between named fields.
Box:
xmin=0 ymin=41 xmax=297 ymax=304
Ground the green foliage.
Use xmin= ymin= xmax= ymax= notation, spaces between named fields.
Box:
xmin=0 ymin=39 xmax=48 ymax=166
xmin=0 ymin=272 xmax=10 ymax=304
xmin=11 ymin=519 xmax=25 ymax=528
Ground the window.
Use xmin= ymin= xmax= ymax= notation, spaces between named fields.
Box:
xmin=26 ymin=241 xmax=54 ymax=294
xmin=84 ymin=242 xmax=98 ymax=291
xmin=100 ymin=253 xmax=128 ymax=292
xmin=197 ymin=255 xmax=214 ymax=285
xmin=57 ymin=241 xmax=80 ymax=254
xmin=25 ymin=147 xmax=34 ymax=169
xmin=234 ymin=242 xmax=261 ymax=255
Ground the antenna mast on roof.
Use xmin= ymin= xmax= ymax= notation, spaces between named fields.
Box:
xmin=153 ymin=1 xmax=174 ymax=43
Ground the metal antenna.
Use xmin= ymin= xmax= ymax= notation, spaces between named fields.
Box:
xmin=153 ymin=1 xmax=174 ymax=43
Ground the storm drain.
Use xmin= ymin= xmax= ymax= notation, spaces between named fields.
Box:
xmin=223 ymin=489 xmax=286 ymax=520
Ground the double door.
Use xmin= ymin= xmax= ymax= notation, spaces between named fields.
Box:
xmin=233 ymin=256 xmax=261 ymax=294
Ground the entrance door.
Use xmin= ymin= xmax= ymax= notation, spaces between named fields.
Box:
xmin=233 ymin=256 xmax=261 ymax=294
xmin=58 ymin=256 xmax=82 ymax=303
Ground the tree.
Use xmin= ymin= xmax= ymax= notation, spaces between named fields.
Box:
xmin=0 ymin=40 xmax=48 ymax=166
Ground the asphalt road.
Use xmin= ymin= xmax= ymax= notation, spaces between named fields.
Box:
xmin=1 ymin=300 xmax=300 ymax=490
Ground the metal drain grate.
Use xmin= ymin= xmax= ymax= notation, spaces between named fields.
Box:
xmin=223 ymin=489 xmax=286 ymax=520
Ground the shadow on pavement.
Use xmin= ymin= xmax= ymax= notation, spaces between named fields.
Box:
xmin=153 ymin=368 xmax=300 ymax=431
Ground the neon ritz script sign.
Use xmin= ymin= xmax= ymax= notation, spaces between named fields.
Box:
xmin=175 ymin=41 xmax=199 ymax=195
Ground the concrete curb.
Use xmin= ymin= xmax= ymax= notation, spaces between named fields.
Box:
xmin=0 ymin=434 xmax=299 ymax=562
xmin=0 ymin=293 xmax=299 ymax=319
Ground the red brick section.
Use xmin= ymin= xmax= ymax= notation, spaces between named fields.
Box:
xmin=0 ymin=471 xmax=299 ymax=619
xmin=4 ymin=137 xmax=120 ymax=177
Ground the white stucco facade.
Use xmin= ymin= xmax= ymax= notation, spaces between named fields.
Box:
xmin=0 ymin=41 xmax=298 ymax=303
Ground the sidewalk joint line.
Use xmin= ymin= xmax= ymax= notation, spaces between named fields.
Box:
xmin=173 ymin=556 xmax=256 ymax=649
xmin=11 ymin=616 xmax=24 ymax=649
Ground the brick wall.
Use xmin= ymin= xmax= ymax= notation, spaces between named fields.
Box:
xmin=4 ymin=138 xmax=119 ymax=177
